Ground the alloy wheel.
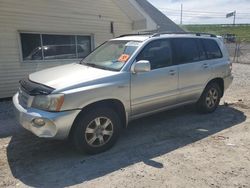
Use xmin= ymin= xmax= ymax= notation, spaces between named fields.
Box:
xmin=84 ymin=117 xmax=114 ymax=147
xmin=205 ymin=88 xmax=219 ymax=108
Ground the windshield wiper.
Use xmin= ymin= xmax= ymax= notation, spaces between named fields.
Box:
xmin=80 ymin=61 xmax=119 ymax=71
xmin=81 ymin=62 xmax=97 ymax=68
xmin=81 ymin=62 xmax=117 ymax=71
xmin=96 ymin=65 xmax=118 ymax=71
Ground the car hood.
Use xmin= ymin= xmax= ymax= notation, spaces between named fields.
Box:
xmin=29 ymin=63 xmax=118 ymax=90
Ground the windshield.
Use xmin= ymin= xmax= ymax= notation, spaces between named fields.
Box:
xmin=82 ymin=40 xmax=142 ymax=71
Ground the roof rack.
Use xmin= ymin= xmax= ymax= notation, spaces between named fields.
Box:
xmin=118 ymin=33 xmax=153 ymax=38
xmin=152 ymin=32 xmax=217 ymax=38
xmin=117 ymin=32 xmax=217 ymax=39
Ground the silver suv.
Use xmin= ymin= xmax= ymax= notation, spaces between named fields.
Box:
xmin=13 ymin=32 xmax=233 ymax=154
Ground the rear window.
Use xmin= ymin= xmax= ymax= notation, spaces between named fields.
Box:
xmin=202 ymin=39 xmax=222 ymax=59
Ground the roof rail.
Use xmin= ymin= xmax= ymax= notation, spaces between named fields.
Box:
xmin=117 ymin=32 xmax=217 ymax=38
xmin=117 ymin=32 xmax=153 ymax=38
xmin=152 ymin=32 xmax=217 ymax=37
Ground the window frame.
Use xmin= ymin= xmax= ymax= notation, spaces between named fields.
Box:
xmin=18 ymin=31 xmax=94 ymax=63
xmin=135 ymin=39 xmax=175 ymax=70
xmin=196 ymin=38 xmax=208 ymax=61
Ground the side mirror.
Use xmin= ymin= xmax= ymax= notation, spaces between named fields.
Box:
xmin=132 ymin=60 xmax=151 ymax=73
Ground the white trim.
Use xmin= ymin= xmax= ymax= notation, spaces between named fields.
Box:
xmin=75 ymin=35 xmax=78 ymax=59
xmin=40 ymin=34 xmax=44 ymax=60
xmin=21 ymin=59 xmax=82 ymax=64
xmin=17 ymin=31 xmax=24 ymax=63
xmin=18 ymin=30 xmax=94 ymax=36
xmin=128 ymin=0 xmax=158 ymax=31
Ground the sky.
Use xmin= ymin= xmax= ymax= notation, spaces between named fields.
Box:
xmin=148 ymin=0 xmax=250 ymax=25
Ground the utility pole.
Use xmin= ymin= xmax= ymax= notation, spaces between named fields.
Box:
xmin=233 ymin=10 xmax=236 ymax=25
xmin=180 ymin=4 xmax=183 ymax=25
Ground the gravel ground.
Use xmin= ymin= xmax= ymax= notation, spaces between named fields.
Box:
xmin=0 ymin=63 xmax=250 ymax=188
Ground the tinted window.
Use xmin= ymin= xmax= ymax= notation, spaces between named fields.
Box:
xmin=172 ymin=38 xmax=200 ymax=64
xmin=136 ymin=40 xmax=172 ymax=70
xmin=202 ymin=39 xmax=222 ymax=59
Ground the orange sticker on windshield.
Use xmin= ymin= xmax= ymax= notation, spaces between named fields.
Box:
xmin=118 ymin=54 xmax=130 ymax=62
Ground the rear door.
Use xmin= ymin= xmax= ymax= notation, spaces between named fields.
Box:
xmin=172 ymin=38 xmax=211 ymax=103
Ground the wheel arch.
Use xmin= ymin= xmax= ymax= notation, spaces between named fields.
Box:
xmin=68 ymin=98 xmax=128 ymax=139
xmin=206 ymin=77 xmax=224 ymax=97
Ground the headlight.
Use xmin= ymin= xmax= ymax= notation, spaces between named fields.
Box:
xmin=32 ymin=94 xmax=64 ymax=111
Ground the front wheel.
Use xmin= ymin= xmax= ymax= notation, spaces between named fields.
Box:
xmin=72 ymin=107 xmax=121 ymax=154
xmin=197 ymin=82 xmax=222 ymax=113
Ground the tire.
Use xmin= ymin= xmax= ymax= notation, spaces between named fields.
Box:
xmin=71 ymin=107 xmax=121 ymax=154
xmin=196 ymin=82 xmax=222 ymax=113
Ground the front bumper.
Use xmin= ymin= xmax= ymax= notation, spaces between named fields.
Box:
xmin=13 ymin=93 xmax=80 ymax=139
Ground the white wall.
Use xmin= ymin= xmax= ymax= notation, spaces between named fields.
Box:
xmin=113 ymin=0 xmax=158 ymax=32
xmin=0 ymin=0 xmax=134 ymax=98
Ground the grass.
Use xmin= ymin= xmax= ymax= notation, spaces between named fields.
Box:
xmin=182 ymin=24 xmax=250 ymax=42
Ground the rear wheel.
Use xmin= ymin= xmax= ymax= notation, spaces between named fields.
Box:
xmin=72 ymin=107 xmax=121 ymax=154
xmin=197 ymin=82 xmax=222 ymax=113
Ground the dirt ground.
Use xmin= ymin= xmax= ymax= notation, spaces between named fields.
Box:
xmin=0 ymin=63 xmax=250 ymax=188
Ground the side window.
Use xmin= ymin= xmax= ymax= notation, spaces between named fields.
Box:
xmin=202 ymin=39 xmax=222 ymax=59
xmin=136 ymin=40 xmax=173 ymax=70
xmin=172 ymin=38 xmax=200 ymax=64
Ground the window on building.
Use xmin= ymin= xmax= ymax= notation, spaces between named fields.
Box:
xmin=20 ymin=33 xmax=92 ymax=61
xmin=20 ymin=33 xmax=42 ymax=60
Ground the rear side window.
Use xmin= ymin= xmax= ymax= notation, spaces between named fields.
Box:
xmin=172 ymin=38 xmax=200 ymax=64
xmin=202 ymin=39 xmax=222 ymax=59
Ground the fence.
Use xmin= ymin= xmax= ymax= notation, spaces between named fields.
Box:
xmin=225 ymin=39 xmax=250 ymax=64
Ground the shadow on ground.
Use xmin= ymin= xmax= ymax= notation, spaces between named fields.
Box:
xmin=0 ymin=101 xmax=18 ymax=139
xmin=6 ymin=104 xmax=246 ymax=187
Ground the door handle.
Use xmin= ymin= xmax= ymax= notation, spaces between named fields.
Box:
xmin=169 ymin=70 xmax=176 ymax=75
xmin=203 ymin=63 xmax=209 ymax=69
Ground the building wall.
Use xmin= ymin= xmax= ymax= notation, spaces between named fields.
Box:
xmin=0 ymin=0 xmax=134 ymax=98
xmin=113 ymin=0 xmax=157 ymax=31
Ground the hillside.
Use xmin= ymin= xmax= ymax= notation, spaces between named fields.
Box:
xmin=182 ymin=24 xmax=250 ymax=42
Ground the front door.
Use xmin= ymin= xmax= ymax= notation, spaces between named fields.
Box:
xmin=130 ymin=39 xmax=178 ymax=116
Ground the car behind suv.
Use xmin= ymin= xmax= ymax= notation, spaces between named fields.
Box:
xmin=13 ymin=32 xmax=233 ymax=154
